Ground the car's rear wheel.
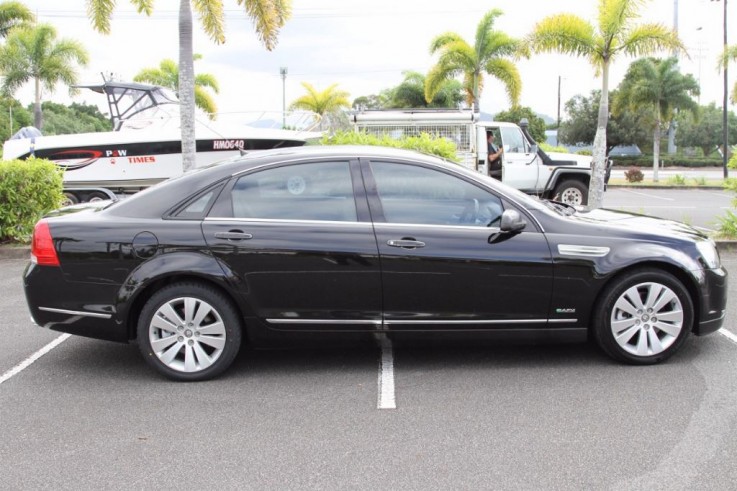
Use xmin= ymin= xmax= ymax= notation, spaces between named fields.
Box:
xmin=137 ymin=283 xmax=242 ymax=381
xmin=554 ymin=180 xmax=588 ymax=206
xmin=593 ymin=269 xmax=693 ymax=365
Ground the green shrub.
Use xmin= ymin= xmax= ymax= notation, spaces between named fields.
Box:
xmin=667 ymin=174 xmax=687 ymax=185
xmin=320 ymin=131 xmax=459 ymax=162
xmin=0 ymin=158 xmax=64 ymax=242
xmin=539 ymin=142 xmax=569 ymax=153
xmin=610 ymin=155 xmax=723 ymax=167
xmin=624 ymin=166 xmax=644 ymax=183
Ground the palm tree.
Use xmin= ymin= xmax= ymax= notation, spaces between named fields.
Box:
xmin=425 ymin=9 xmax=521 ymax=112
xmin=134 ymin=56 xmax=220 ymax=119
xmin=289 ymin=82 xmax=350 ymax=130
xmin=526 ymin=0 xmax=683 ymax=209
xmin=0 ymin=24 xmax=88 ymax=130
xmin=86 ymin=0 xmax=291 ymax=171
xmin=0 ymin=0 xmax=34 ymax=38
xmin=719 ymin=45 xmax=737 ymax=103
xmin=614 ymin=57 xmax=699 ymax=182
xmin=388 ymin=71 xmax=464 ymax=109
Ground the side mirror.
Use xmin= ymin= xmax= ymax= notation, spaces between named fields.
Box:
xmin=500 ymin=209 xmax=526 ymax=233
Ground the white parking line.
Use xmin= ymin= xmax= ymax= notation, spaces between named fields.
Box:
xmin=718 ymin=328 xmax=737 ymax=345
xmin=619 ymin=189 xmax=675 ymax=201
xmin=376 ymin=334 xmax=396 ymax=409
xmin=0 ymin=334 xmax=70 ymax=386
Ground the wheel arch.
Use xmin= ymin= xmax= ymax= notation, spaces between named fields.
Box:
xmin=588 ymin=260 xmax=701 ymax=335
xmin=543 ymin=170 xmax=591 ymax=197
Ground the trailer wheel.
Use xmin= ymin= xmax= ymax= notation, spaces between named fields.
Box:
xmin=87 ymin=191 xmax=109 ymax=202
xmin=61 ymin=192 xmax=79 ymax=207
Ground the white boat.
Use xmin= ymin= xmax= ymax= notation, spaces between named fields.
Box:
xmin=2 ymin=80 xmax=318 ymax=203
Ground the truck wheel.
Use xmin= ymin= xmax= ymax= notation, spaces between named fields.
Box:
xmin=86 ymin=191 xmax=109 ymax=202
xmin=554 ymin=180 xmax=588 ymax=206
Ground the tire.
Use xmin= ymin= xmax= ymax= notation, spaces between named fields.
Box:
xmin=137 ymin=282 xmax=242 ymax=381
xmin=86 ymin=191 xmax=110 ymax=202
xmin=553 ymin=179 xmax=588 ymax=206
xmin=61 ymin=192 xmax=79 ymax=207
xmin=593 ymin=269 xmax=693 ymax=365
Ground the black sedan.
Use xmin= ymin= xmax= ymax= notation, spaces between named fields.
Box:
xmin=24 ymin=146 xmax=728 ymax=381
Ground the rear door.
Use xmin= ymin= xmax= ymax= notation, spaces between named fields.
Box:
xmin=362 ymin=159 xmax=554 ymax=331
xmin=202 ymin=158 xmax=382 ymax=331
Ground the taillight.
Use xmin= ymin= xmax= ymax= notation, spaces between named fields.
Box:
xmin=31 ymin=220 xmax=60 ymax=266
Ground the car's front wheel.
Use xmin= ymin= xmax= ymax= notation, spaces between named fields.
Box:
xmin=593 ymin=269 xmax=693 ymax=365
xmin=137 ymin=282 xmax=242 ymax=381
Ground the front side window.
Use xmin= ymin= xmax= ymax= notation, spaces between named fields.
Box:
xmin=228 ymin=161 xmax=357 ymax=222
xmin=500 ymin=127 xmax=529 ymax=153
xmin=370 ymin=161 xmax=503 ymax=227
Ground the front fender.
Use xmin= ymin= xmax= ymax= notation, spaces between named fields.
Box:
xmin=544 ymin=168 xmax=591 ymax=193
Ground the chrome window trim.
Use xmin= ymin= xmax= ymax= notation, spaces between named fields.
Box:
xmin=204 ymin=217 xmax=372 ymax=227
xmin=38 ymin=307 xmax=112 ymax=319
xmin=267 ymin=319 xmax=382 ymax=325
xmin=374 ymin=222 xmax=502 ymax=233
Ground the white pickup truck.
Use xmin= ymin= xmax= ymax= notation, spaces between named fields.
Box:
xmin=351 ymin=109 xmax=605 ymax=206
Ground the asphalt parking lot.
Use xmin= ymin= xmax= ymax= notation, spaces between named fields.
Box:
xmin=1 ymin=253 xmax=736 ymax=490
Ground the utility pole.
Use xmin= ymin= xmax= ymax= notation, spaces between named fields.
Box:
xmin=280 ymin=67 xmax=288 ymax=129
xmin=667 ymin=0 xmax=679 ymax=155
xmin=712 ymin=0 xmax=729 ymax=177
xmin=557 ymin=75 xmax=561 ymax=146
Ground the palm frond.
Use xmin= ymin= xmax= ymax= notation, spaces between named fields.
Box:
xmin=193 ymin=0 xmax=226 ymax=44
xmin=86 ymin=0 xmax=115 ymax=34
xmin=485 ymin=58 xmax=522 ymax=106
xmin=474 ymin=8 xmax=503 ymax=56
xmin=130 ymin=0 xmax=154 ymax=16
xmin=718 ymin=45 xmax=737 ymax=70
xmin=424 ymin=61 xmax=462 ymax=104
xmin=429 ymin=32 xmax=465 ymax=54
xmin=598 ymin=0 xmax=645 ymax=38
xmin=619 ymin=23 xmax=683 ymax=59
xmin=238 ymin=0 xmax=291 ymax=51
xmin=195 ymin=85 xmax=218 ymax=119
xmin=0 ymin=1 xmax=35 ymax=38
xmin=195 ymin=73 xmax=220 ymax=93
xmin=526 ymin=14 xmax=598 ymax=58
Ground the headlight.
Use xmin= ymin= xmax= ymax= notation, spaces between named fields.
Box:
xmin=696 ymin=240 xmax=721 ymax=269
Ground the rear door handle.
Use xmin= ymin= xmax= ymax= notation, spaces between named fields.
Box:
xmin=214 ymin=231 xmax=253 ymax=241
xmin=387 ymin=239 xmax=426 ymax=249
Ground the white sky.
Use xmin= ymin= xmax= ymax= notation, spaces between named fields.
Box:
xmin=13 ymin=0 xmax=733 ymax=121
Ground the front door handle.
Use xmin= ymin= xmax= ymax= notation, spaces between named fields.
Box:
xmin=387 ymin=239 xmax=426 ymax=249
xmin=214 ymin=231 xmax=253 ymax=241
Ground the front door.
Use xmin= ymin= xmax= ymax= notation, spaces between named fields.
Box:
xmin=362 ymin=159 xmax=554 ymax=331
xmin=498 ymin=125 xmax=539 ymax=191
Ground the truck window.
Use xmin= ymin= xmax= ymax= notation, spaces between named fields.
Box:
xmin=500 ymin=127 xmax=529 ymax=153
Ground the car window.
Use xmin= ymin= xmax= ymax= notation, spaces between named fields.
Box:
xmin=500 ymin=127 xmax=529 ymax=153
xmin=369 ymin=161 xmax=503 ymax=227
xmin=228 ymin=161 xmax=357 ymax=222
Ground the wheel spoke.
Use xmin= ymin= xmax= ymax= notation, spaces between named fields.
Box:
xmin=183 ymin=298 xmax=198 ymax=324
xmin=623 ymin=286 xmax=645 ymax=311
xmin=184 ymin=344 xmax=197 ymax=372
xmin=159 ymin=303 xmax=184 ymax=327
xmin=160 ymin=341 xmax=183 ymax=365
xmin=198 ymin=321 xmax=225 ymax=336
xmin=647 ymin=329 xmax=664 ymax=354
xmin=192 ymin=302 xmax=213 ymax=328
xmin=644 ymin=284 xmax=665 ymax=310
xmin=655 ymin=310 xmax=684 ymax=324
xmin=636 ymin=330 xmax=649 ymax=356
xmin=198 ymin=334 xmax=226 ymax=350
xmin=615 ymin=325 xmax=640 ymax=345
xmin=654 ymin=320 xmax=682 ymax=337
xmin=611 ymin=317 xmax=637 ymax=335
xmin=192 ymin=342 xmax=213 ymax=370
xmin=614 ymin=295 xmax=639 ymax=317
xmin=652 ymin=289 xmax=678 ymax=313
xmin=151 ymin=314 xmax=178 ymax=334
xmin=151 ymin=334 xmax=178 ymax=353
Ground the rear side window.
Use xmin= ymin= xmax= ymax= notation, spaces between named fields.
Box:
xmin=224 ymin=161 xmax=357 ymax=222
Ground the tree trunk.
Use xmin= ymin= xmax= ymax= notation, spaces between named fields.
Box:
xmin=653 ymin=114 xmax=661 ymax=182
xmin=473 ymin=71 xmax=480 ymax=113
xmin=589 ymin=61 xmax=610 ymax=210
xmin=179 ymin=0 xmax=197 ymax=172
xmin=34 ymin=77 xmax=42 ymax=130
